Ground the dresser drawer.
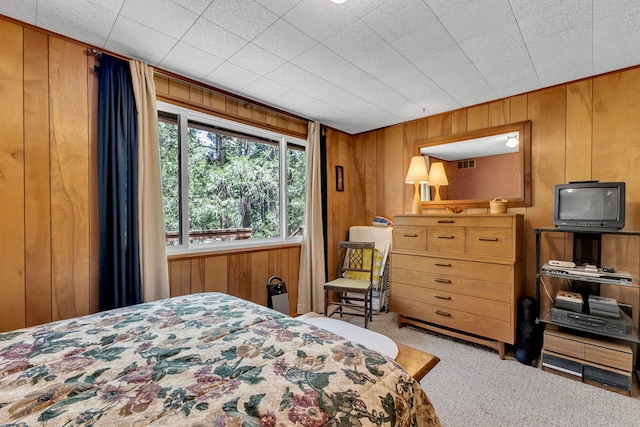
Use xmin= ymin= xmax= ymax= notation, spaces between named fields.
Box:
xmin=427 ymin=226 xmax=465 ymax=253
xmin=543 ymin=333 xmax=585 ymax=359
xmin=465 ymin=227 xmax=513 ymax=259
xmin=391 ymin=297 xmax=512 ymax=343
xmin=391 ymin=253 xmax=513 ymax=284
xmin=391 ymin=282 xmax=510 ymax=321
xmin=585 ymin=345 xmax=632 ymax=372
xmin=391 ymin=268 xmax=511 ymax=302
xmin=393 ymin=226 xmax=427 ymax=251
xmin=417 ymin=216 xmax=513 ymax=228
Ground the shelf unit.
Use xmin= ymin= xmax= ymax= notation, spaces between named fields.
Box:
xmin=534 ymin=227 xmax=640 ymax=393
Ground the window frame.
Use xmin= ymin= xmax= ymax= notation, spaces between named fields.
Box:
xmin=157 ymin=101 xmax=307 ymax=255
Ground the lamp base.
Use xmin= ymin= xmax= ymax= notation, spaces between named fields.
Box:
xmin=411 ymin=182 xmax=422 ymax=214
xmin=434 ymin=185 xmax=442 ymax=202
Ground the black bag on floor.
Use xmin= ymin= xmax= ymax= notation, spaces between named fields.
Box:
xmin=267 ymin=276 xmax=290 ymax=315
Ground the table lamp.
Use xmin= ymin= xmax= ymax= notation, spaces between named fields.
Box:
xmin=405 ymin=156 xmax=430 ymax=214
xmin=428 ymin=162 xmax=448 ymax=202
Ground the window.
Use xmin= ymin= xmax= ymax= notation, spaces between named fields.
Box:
xmin=157 ymin=102 xmax=306 ymax=252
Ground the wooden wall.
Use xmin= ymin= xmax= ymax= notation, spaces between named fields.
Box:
xmin=326 ymin=67 xmax=640 ymax=323
xmin=167 ymin=246 xmax=300 ymax=315
xmin=0 ymin=16 xmax=305 ymax=332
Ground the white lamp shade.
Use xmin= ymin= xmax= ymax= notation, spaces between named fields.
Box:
xmin=405 ymin=156 xmax=430 ymax=184
xmin=428 ymin=162 xmax=449 ymax=186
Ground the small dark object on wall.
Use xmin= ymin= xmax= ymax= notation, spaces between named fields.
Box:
xmin=335 ymin=165 xmax=344 ymax=191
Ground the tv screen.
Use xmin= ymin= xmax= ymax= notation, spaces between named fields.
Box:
xmin=553 ymin=182 xmax=625 ymax=232
xmin=557 ymin=188 xmax=620 ymax=221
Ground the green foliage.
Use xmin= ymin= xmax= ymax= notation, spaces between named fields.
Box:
xmin=158 ymin=117 xmax=306 ymax=246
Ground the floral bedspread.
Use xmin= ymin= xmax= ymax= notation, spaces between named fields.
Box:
xmin=0 ymin=293 xmax=439 ymax=426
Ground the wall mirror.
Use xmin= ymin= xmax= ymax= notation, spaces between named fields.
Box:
xmin=417 ymin=120 xmax=531 ymax=209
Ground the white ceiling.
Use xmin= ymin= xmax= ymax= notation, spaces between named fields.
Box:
xmin=2 ymin=0 xmax=640 ymax=135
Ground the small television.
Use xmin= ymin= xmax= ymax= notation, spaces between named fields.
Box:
xmin=553 ymin=181 xmax=625 ymax=232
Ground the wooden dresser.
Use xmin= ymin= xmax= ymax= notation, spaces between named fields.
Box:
xmin=390 ymin=214 xmax=525 ymax=359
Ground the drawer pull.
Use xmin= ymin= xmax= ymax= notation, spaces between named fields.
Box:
xmin=434 ymin=278 xmax=451 ymax=284
xmin=437 ymin=220 xmax=454 ymax=223
xmin=435 ymin=310 xmax=451 ymax=317
xmin=478 ymin=237 xmax=498 ymax=242
xmin=434 ymin=262 xmax=451 ymax=267
xmin=403 ymin=233 xmax=418 ymax=238
xmin=437 ymin=235 xmax=454 ymax=239
xmin=434 ymin=295 xmax=451 ymax=300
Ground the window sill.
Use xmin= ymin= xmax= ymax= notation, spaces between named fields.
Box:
xmin=166 ymin=240 xmax=302 ymax=261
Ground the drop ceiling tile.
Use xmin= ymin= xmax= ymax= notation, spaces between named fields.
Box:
xmin=283 ymin=0 xmax=359 ymax=42
xmin=181 ymin=18 xmax=248 ymax=60
xmin=105 ymin=16 xmax=177 ymax=64
xmin=158 ymin=42 xmax=224 ymax=79
xmin=414 ymin=45 xmax=471 ymax=78
xmin=431 ymin=64 xmax=496 ymax=106
xmin=412 ymin=89 xmax=460 ymax=116
xmin=277 ymin=89 xmax=316 ymax=111
xmin=0 ymin=0 xmax=36 ymax=24
xmin=37 ymin=0 xmax=116 ymax=47
xmin=87 ymin=0 xmax=124 ymax=13
xmin=439 ymin=0 xmax=514 ymax=43
xmin=266 ymin=63 xmax=317 ymax=89
xmin=296 ymin=78 xmax=368 ymax=114
xmin=204 ymin=61 xmax=260 ymax=90
xmin=291 ymin=43 xmax=348 ymax=78
xmin=340 ymin=0 xmax=389 ymax=18
xmin=391 ymin=21 xmax=456 ymax=62
xmin=228 ymin=43 xmax=286 ymax=76
xmin=169 ymin=0 xmax=212 ymax=14
xmin=322 ymin=20 xmax=387 ymax=63
xmin=374 ymin=62 xmax=428 ymax=89
xmin=527 ymin=28 xmax=593 ymax=87
xmin=473 ymin=46 xmax=539 ymax=97
xmin=120 ymin=0 xmax=197 ymax=39
xmin=362 ymin=0 xmax=437 ymax=43
xmin=460 ymin=20 xmax=525 ymax=57
xmin=253 ymin=19 xmax=316 ymax=60
xmin=202 ymin=0 xmax=278 ymax=40
xmin=255 ymin=0 xmax=300 ymax=17
xmin=244 ymin=77 xmax=290 ymax=100
xmin=508 ymin=0 xmax=562 ymax=20
xmin=593 ymin=2 xmax=640 ymax=74
xmin=394 ymin=77 xmax=442 ymax=100
xmin=517 ymin=1 xmax=591 ymax=44
xmin=423 ymin=0 xmax=474 ymax=18
xmin=352 ymin=44 xmax=411 ymax=82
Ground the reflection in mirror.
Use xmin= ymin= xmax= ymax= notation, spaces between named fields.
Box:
xmin=417 ymin=121 xmax=531 ymax=208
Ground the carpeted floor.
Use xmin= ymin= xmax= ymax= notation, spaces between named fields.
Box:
xmin=351 ymin=312 xmax=640 ymax=427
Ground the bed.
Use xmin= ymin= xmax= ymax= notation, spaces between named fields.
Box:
xmin=0 ymin=292 xmax=439 ymax=426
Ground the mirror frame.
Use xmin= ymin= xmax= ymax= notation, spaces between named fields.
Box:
xmin=417 ymin=120 xmax=531 ymax=209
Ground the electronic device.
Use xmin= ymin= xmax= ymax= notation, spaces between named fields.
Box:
xmin=550 ymin=307 xmax=630 ymax=337
xmin=548 ymin=259 xmax=576 ymax=268
xmin=541 ymin=263 xmax=632 ymax=282
xmin=552 ymin=181 xmax=625 ymax=232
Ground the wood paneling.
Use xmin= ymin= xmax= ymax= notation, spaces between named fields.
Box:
xmin=154 ymin=73 xmax=308 ymax=140
xmin=0 ymin=20 xmax=25 ymax=332
xmin=166 ymin=246 xmax=301 ymax=315
xmin=325 ymin=65 xmax=640 ymax=314
xmin=24 ymin=28 xmax=52 ymax=327
xmin=49 ymin=37 xmax=91 ymax=321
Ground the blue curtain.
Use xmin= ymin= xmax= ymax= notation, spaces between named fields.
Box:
xmin=98 ymin=55 xmax=141 ymax=310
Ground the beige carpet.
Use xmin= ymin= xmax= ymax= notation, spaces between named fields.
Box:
xmin=346 ymin=312 xmax=640 ymax=427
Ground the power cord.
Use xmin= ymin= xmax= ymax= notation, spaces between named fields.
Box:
xmin=540 ymin=276 xmax=554 ymax=304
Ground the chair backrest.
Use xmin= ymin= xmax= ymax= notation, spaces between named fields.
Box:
xmin=347 ymin=226 xmax=392 ymax=288
xmin=336 ymin=241 xmax=375 ymax=284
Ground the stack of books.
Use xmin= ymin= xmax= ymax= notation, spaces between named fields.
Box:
xmin=588 ymin=295 xmax=620 ymax=319
xmin=555 ymin=291 xmax=584 ymax=312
